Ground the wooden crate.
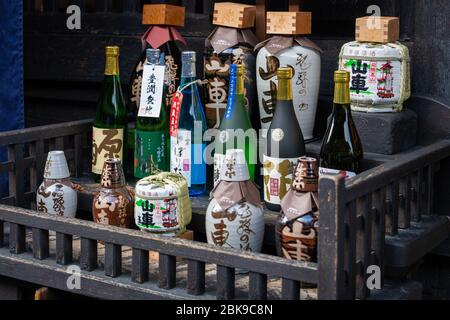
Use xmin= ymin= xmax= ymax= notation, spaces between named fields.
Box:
xmin=0 ymin=120 xmax=449 ymax=300
xmin=355 ymin=16 xmax=400 ymax=43
xmin=212 ymin=2 xmax=256 ymax=29
xmin=267 ymin=11 xmax=312 ymax=35
xmin=142 ymin=4 xmax=185 ymax=27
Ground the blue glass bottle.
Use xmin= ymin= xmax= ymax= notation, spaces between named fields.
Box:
xmin=170 ymin=51 xmax=207 ymax=196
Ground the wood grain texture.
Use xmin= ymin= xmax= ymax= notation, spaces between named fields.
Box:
xmin=187 ymin=259 xmax=205 ymax=296
xmin=32 ymin=228 xmax=49 ymax=260
xmin=105 ymin=243 xmax=122 ymax=277
xmin=132 ymin=248 xmax=149 ymax=284
xmin=217 ymin=265 xmax=235 ymax=300
xmin=80 ymin=238 xmax=97 ymax=271
xmin=56 ymin=232 xmax=73 ymax=265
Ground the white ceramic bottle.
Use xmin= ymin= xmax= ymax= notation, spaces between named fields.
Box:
xmin=36 ymin=151 xmax=77 ymax=218
xmin=206 ymin=149 xmax=264 ymax=253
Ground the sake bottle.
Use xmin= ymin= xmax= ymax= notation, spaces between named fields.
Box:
xmin=92 ymin=46 xmax=127 ymax=181
xmin=319 ymin=71 xmax=363 ymax=178
xmin=214 ymin=64 xmax=256 ymax=185
xmin=134 ymin=48 xmax=169 ymax=179
xmin=264 ymin=67 xmax=306 ymax=211
xmin=170 ymin=51 xmax=207 ymax=196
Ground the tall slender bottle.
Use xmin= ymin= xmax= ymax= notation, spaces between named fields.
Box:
xmin=214 ymin=64 xmax=256 ymax=184
xmin=134 ymin=49 xmax=169 ymax=179
xmin=92 ymin=46 xmax=127 ymax=181
xmin=170 ymin=51 xmax=207 ymax=196
xmin=319 ymin=71 xmax=363 ymax=178
xmin=264 ymin=67 xmax=306 ymax=211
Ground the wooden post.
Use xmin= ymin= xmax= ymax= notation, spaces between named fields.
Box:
xmin=289 ymin=0 xmax=304 ymax=12
xmin=318 ymin=175 xmax=346 ymax=300
xmin=255 ymin=0 xmax=269 ymax=42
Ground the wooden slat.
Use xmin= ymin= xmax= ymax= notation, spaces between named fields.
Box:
xmin=9 ymin=144 xmax=25 ymax=208
xmin=187 ymin=259 xmax=205 ymax=296
xmin=105 ymin=243 xmax=122 ymax=277
xmin=426 ymin=165 xmax=434 ymax=215
xmin=32 ymin=228 xmax=49 ymax=260
xmin=344 ymin=201 xmax=356 ymax=300
xmin=0 ymin=162 xmax=14 ymax=174
xmin=54 ymin=137 xmax=64 ymax=150
xmin=317 ymin=175 xmax=346 ymax=300
xmin=0 ymin=221 xmax=3 ymax=247
xmin=216 ymin=265 xmax=235 ymax=300
xmin=9 ymin=223 xmax=26 ymax=254
xmin=355 ymin=195 xmax=372 ymax=299
xmin=249 ymin=272 xmax=267 ymax=300
xmin=80 ymin=238 xmax=97 ymax=271
xmin=158 ymin=254 xmax=176 ymax=289
xmin=56 ymin=232 xmax=73 ymax=265
xmin=73 ymin=134 xmax=84 ymax=178
xmin=35 ymin=140 xmax=46 ymax=184
xmin=385 ymin=182 xmax=399 ymax=236
xmin=255 ymin=0 xmax=269 ymax=42
xmin=132 ymin=248 xmax=149 ymax=284
xmin=281 ymin=278 xmax=300 ymax=300
xmin=411 ymin=170 xmax=422 ymax=222
xmin=371 ymin=188 xmax=386 ymax=288
xmin=398 ymin=176 xmax=411 ymax=229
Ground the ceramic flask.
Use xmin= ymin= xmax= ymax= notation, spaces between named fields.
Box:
xmin=275 ymin=157 xmax=319 ymax=262
xmin=36 ymin=151 xmax=77 ymax=218
xmin=255 ymin=36 xmax=321 ymax=140
xmin=206 ymin=149 xmax=264 ymax=252
xmin=92 ymin=158 xmax=133 ymax=228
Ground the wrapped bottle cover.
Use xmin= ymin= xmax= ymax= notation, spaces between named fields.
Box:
xmin=135 ymin=172 xmax=191 ymax=235
xmin=276 ymin=156 xmax=319 ymax=262
xmin=255 ymin=36 xmax=322 ymax=140
xmin=206 ymin=149 xmax=264 ymax=252
xmin=339 ymin=41 xmax=411 ymax=112
xmin=204 ymin=27 xmax=259 ymax=129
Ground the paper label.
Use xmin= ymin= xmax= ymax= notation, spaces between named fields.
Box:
xmin=263 ymin=155 xmax=298 ymax=205
xmin=138 ymin=64 xmax=165 ymax=118
xmin=213 ymin=153 xmax=226 ymax=185
xmin=224 ymin=64 xmax=237 ymax=120
xmin=319 ymin=167 xmax=356 ymax=179
xmin=170 ymin=129 xmax=192 ymax=187
xmin=134 ymin=130 xmax=168 ymax=178
xmin=169 ymin=91 xmax=183 ymax=137
xmin=92 ymin=127 xmax=124 ymax=175
xmin=135 ymin=197 xmax=179 ymax=232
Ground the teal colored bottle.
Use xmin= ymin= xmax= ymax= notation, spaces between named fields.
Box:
xmin=214 ymin=63 xmax=256 ymax=185
xmin=134 ymin=49 xmax=169 ymax=179
xmin=170 ymin=51 xmax=207 ymax=196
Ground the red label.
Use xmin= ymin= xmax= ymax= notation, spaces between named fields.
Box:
xmin=270 ymin=178 xmax=279 ymax=196
xmin=169 ymin=91 xmax=183 ymax=137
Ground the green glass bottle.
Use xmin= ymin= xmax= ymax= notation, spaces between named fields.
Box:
xmin=92 ymin=46 xmax=128 ymax=181
xmin=319 ymin=70 xmax=364 ymax=178
xmin=214 ymin=64 xmax=257 ymax=184
xmin=134 ymin=49 xmax=169 ymax=179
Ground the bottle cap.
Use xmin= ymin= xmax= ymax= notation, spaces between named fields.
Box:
xmin=334 ymin=70 xmax=350 ymax=83
xmin=235 ymin=64 xmax=245 ymax=76
xmin=181 ymin=51 xmax=196 ymax=63
xmin=291 ymin=156 xmax=319 ymax=193
xmin=101 ymin=158 xmax=126 ymax=189
xmin=105 ymin=46 xmax=120 ymax=56
xmin=277 ymin=67 xmax=293 ymax=79
xmin=146 ymin=48 xmax=160 ymax=63
xmin=43 ymin=151 xmax=71 ymax=180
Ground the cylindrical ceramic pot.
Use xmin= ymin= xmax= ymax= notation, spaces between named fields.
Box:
xmin=36 ymin=151 xmax=77 ymax=218
xmin=92 ymin=158 xmax=133 ymax=228
xmin=256 ymin=43 xmax=321 ymax=140
xmin=206 ymin=200 xmax=264 ymax=252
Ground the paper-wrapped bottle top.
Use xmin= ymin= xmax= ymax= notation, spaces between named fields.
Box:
xmin=291 ymin=156 xmax=319 ymax=193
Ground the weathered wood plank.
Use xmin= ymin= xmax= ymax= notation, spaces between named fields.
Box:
xmin=372 ymin=188 xmax=386 ymax=288
xmin=217 ymin=265 xmax=235 ymax=300
xmin=385 ymin=183 xmax=399 ymax=236
xmin=56 ymin=232 xmax=73 ymax=265
xmin=0 ymin=221 xmax=3 ymax=247
xmin=344 ymin=201 xmax=356 ymax=300
xmin=132 ymin=248 xmax=149 ymax=284
xmin=105 ymin=242 xmax=122 ymax=277
xmin=158 ymin=254 xmax=176 ymax=289
xmin=318 ymin=175 xmax=346 ymax=300
xmin=186 ymin=259 xmax=205 ymax=296
xmin=281 ymin=278 xmax=300 ymax=300
xmin=355 ymin=195 xmax=372 ymax=299
xmin=80 ymin=238 xmax=97 ymax=271
xmin=399 ymin=176 xmax=411 ymax=229
xmin=249 ymin=272 xmax=267 ymax=300
xmin=32 ymin=228 xmax=49 ymax=260
xmin=9 ymin=223 xmax=26 ymax=254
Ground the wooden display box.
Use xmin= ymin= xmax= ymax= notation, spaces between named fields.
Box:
xmin=149 ymin=230 xmax=194 ymax=263
xmin=142 ymin=4 xmax=185 ymax=27
xmin=213 ymin=2 xmax=256 ymax=29
xmin=356 ymin=16 xmax=400 ymax=43
xmin=267 ymin=11 xmax=312 ymax=35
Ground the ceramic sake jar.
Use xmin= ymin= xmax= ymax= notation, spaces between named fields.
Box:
xmin=256 ymin=36 xmax=321 ymax=140
xmin=36 ymin=151 xmax=77 ymax=218
xmin=92 ymin=158 xmax=133 ymax=228
xmin=275 ymin=157 xmax=319 ymax=263
xmin=135 ymin=172 xmax=192 ymax=236
xmin=339 ymin=41 xmax=411 ymax=112
xmin=206 ymin=149 xmax=264 ymax=252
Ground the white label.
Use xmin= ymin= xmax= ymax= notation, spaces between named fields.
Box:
xmin=138 ymin=64 xmax=165 ymax=118
xmin=271 ymin=128 xmax=284 ymax=142
xmin=170 ymin=129 xmax=192 ymax=187
xmin=319 ymin=167 xmax=356 ymax=179
xmin=213 ymin=153 xmax=226 ymax=185
xmin=263 ymin=155 xmax=298 ymax=205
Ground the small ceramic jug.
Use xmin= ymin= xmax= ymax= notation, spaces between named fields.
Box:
xmin=206 ymin=149 xmax=264 ymax=252
xmin=92 ymin=158 xmax=133 ymax=228
xmin=36 ymin=151 xmax=77 ymax=218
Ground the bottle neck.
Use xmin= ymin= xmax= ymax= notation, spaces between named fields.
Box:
xmin=105 ymin=55 xmax=119 ymax=76
xmin=236 ymin=72 xmax=245 ymax=96
xmin=181 ymin=61 xmax=196 ymax=80
xmin=277 ymin=77 xmax=293 ymax=101
xmin=333 ymin=81 xmax=350 ymax=105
